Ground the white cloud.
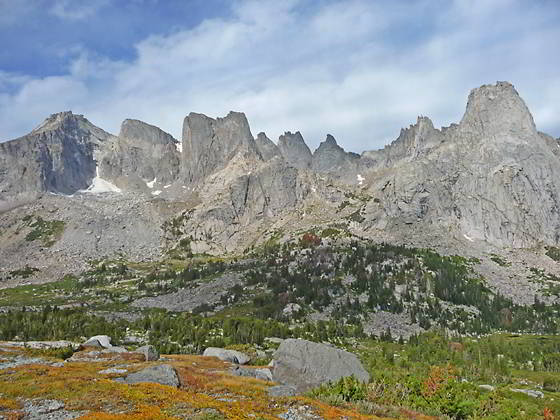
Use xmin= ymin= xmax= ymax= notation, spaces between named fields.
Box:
xmin=1 ymin=0 xmax=559 ymax=151
xmin=49 ymin=0 xmax=110 ymax=20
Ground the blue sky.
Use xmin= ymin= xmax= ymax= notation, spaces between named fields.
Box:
xmin=1 ymin=0 xmax=559 ymax=152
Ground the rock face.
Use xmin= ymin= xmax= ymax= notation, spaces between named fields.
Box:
xmin=0 ymin=111 xmax=111 ymax=208
xmin=255 ymin=132 xmax=280 ymax=161
xmin=277 ymin=131 xmax=312 ymax=170
xmin=181 ymin=111 xmax=261 ymax=184
xmin=99 ymin=119 xmax=180 ymax=189
xmin=203 ymin=347 xmax=251 ymax=365
xmin=118 ymin=364 xmax=180 ymax=387
xmin=271 ymin=339 xmax=370 ymax=393
xmin=362 ymin=81 xmax=560 ymax=247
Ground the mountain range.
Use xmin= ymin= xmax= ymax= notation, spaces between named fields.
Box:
xmin=1 ymin=81 xmax=560 ymax=308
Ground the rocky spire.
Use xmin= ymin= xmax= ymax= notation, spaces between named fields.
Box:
xmin=312 ymin=134 xmax=351 ymax=172
xmin=459 ymin=81 xmax=537 ymax=139
xmin=99 ymin=119 xmax=180 ymax=187
xmin=255 ymin=132 xmax=280 ymax=161
xmin=181 ymin=111 xmax=260 ymax=184
xmin=277 ymin=131 xmax=312 ymax=170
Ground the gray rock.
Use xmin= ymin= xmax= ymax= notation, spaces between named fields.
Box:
xmin=0 ymin=111 xmax=111 ymax=207
xmin=510 ymin=388 xmax=544 ymax=398
xmin=230 ymin=366 xmax=272 ymax=381
xmin=255 ymin=132 xmax=280 ymax=161
xmin=268 ymin=385 xmax=297 ymax=397
xmin=101 ymin=346 xmax=127 ymax=354
xmin=311 ymin=134 xmax=362 ymax=183
xmin=277 ymin=131 xmax=312 ymax=170
xmin=478 ymin=384 xmax=495 ymax=392
xmin=99 ymin=367 xmax=128 ymax=374
xmin=135 ymin=345 xmax=159 ymax=361
xmin=182 ymin=111 xmax=261 ymax=184
xmin=119 ymin=364 xmax=179 ymax=387
xmin=83 ymin=335 xmax=112 ymax=348
xmin=99 ymin=119 xmax=180 ymax=189
xmin=23 ymin=399 xmax=83 ymax=420
xmin=203 ymin=347 xmax=251 ymax=365
xmin=272 ymin=338 xmax=369 ymax=393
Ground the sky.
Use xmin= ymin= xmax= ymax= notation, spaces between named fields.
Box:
xmin=0 ymin=0 xmax=559 ymax=152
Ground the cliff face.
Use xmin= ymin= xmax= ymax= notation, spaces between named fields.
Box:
xmin=0 ymin=112 xmax=112 ymax=207
xmin=1 ymin=81 xmax=559 ymax=252
xmin=99 ymin=119 xmax=180 ymax=190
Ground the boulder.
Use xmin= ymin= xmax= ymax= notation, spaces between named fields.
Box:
xmin=268 ymin=385 xmax=297 ymax=397
xmin=83 ymin=335 xmax=112 ymax=348
xmin=230 ymin=366 xmax=273 ymax=381
xmin=135 ymin=345 xmax=159 ymax=361
xmin=271 ymin=339 xmax=370 ymax=393
xmin=510 ymin=388 xmax=544 ymax=398
xmin=117 ymin=364 xmax=179 ymax=388
xmin=203 ymin=347 xmax=251 ymax=365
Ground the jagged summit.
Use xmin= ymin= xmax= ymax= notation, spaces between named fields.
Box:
xmin=31 ymin=111 xmax=85 ymax=134
xmin=181 ymin=111 xmax=260 ymax=184
xmin=278 ymin=131 xmax=312 ymax=170
xmin=255 ymin=132 xmax=280 ymax=161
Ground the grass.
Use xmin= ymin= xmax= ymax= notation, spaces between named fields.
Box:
xmin=489 ymin=253 xmax=511 ymax=267
xmin=23 ymin=215 xmax=65 ymax=247
xmin=0 ymin=350 xmax=384 ymax=420
xmin=545 ymin=246 xmax=560 ymax=262
xmin=8 ymin=266 xmax=39 ymax=279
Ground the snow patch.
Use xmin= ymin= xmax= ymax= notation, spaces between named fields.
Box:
xmin=175 ymin=142 xmax=182 ymax=153
xmin=152 ymin=190 xmax=162 ymax=196
xmin=463 ymin=234 xmax=474 ymax=242
xmin=163 ymin=184 xmax=171 ymax=189
xmin=83 ymin=166 xmax=121 ymax=194
xmin=146 ymin=178 xmax=156 ymax=189
xmin=357 ymin=174 xmax=365 ymax=185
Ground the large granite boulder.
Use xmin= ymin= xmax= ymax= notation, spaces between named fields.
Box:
xmin=271 ymin=339 xmax=370 ymax=393
xmin=203 ymin=347 xmax=251 ymax=365
xmin=117 ymin=364 xmax=180 ymax=387
xmin=83 ymin=335 xmax=112 ymax=349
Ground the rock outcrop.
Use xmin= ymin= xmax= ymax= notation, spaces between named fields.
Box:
xmin=255 ymin=132 xmax=280 ymax=161
xmin=0 ymin=112 xmax=111 ymax=208
xmin=117 ymin=364 xmax=180 ymax=388
xmin=203 ymin=347 xmax=251 ymax=365
xmin=181 ymin=111 xmax=261 ymax=185
xmin=271 ymin=338 xmax=370 ymax=393
xmin=362 ymin=81 xmax=560 ymax=248
xmin=277 ymin=131 xmax=312 ymax=170
xmin=99 ymin=119 xmax=180 ymax=190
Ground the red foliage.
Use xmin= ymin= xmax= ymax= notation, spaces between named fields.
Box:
xmin=301 ymin=232 xmax=321 ymax=247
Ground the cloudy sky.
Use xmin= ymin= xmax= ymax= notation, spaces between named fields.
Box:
xmin=0 ymin=0 xmax=559 ymax=152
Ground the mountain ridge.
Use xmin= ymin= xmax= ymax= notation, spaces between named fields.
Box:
xmin=2 ymin=81 xmax=560 ymax=306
